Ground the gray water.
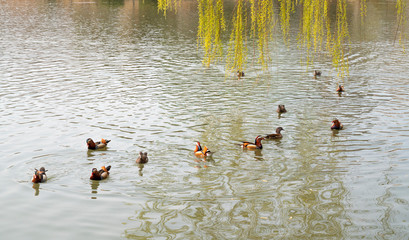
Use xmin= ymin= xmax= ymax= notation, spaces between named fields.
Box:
xmin=1 ymin=0 xmax=409 ymax=239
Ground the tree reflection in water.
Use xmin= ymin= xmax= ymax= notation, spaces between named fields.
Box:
xmin=157 ymin=0 xmax=407 ymax=79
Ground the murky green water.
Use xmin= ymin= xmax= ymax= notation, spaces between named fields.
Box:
xmin=1 ymin=0 xmax=408 ymax=239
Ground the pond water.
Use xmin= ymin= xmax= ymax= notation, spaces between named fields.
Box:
xmin=1 ymin=0 xmax=408 ymax=239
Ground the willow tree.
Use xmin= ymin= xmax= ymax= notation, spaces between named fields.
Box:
xmin=158 ymin=0 xmax=406 ymax=78
xmin=197 ymin=0 xmax=226 ymax=67
xmin=396 ymin=0 xmax=407 ymax=51
xmin=157 ymin=0 xmax=180 ymax=16
xmin=226 ymin=0 xmax=247 ymax=73
xmin=250 ymin=0 xmax=275 ymax=69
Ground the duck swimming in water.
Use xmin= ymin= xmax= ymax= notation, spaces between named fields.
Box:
xmin=237 ymin=71 xmax=245 ymax=78
xmin=264 ymin=127 xmax=284 ymax=140
xmin=90 ymin=165 xmax=111 ymax=180
xmin=277 ymin=105 xmax=287 ymax=113
xmin=331 ymin=119 xmax=343 ymax=130
xmin=314 ymin=70 xmax=322 ymax=77
xmin=241 ymin=136 xmax=264 ymax=149
xmin=336 ymin=85 xmax=345 ymax=92
xmin=31 ymin=167 xmax=47 ymax=183
xmin=136 ymin=151 xmax=149 ymax=164
xmin=86 ymin=138 xmax=110 ymax=150
xmin=194 ymin=142 xmax=213 ymax=157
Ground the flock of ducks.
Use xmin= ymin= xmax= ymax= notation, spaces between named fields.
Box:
xmin=32 ymin=70 xmax=344 ymax=184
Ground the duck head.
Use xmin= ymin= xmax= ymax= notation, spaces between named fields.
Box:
xmin=331 ymin=119 xmax=342 ymax=129
xmin=255 ymin=136 xmax=264 ymax=148
xmin=32 ymin=170 xmax=42 ymax=183
xmin=86 ymin=138 xmax=96 ymax=149
xmin=90 ymin=168 xmax=100 ymax=180
xmin=276 ymin=127 xmax=284 ymax=133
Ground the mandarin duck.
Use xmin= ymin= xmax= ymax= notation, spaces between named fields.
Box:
xmin=136 ymin=151 xmax=149 ymax=164
xmin=277 ymin=105 xmax=287 ymax=113
xmin=314 ymin=70 xmax=322 ymax=77
xmin=241 ymin=136 xmax=264 ymax=149
xmin=87 ymin=138 xmax=110 ymax=150
xmin=194 ymin=142 xmax=213 ymax=157
xmin=90 ymin=165 xmax=111 ymax=180
xmin=331 ymin=119 xmax=343 ymax=130
xmin=237 ymin=71 xmax=245 ymax=78
xmin=31 ymin=167 xmax=47 ymax=183
xmin=265 ymin=127 xmax=284 ymax=139
xmin=336 ymin=85 xmax=345 ymax=92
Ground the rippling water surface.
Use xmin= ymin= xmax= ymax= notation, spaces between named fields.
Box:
xmin=1 ymin=0 xmax=409 ymax=239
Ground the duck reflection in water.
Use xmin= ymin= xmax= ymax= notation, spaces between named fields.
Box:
xmin=254 ymin=149 xmax=264 ymax=161
xmin=90 ymin=180 xmax=100 ymax=199
xmin=32 ymin=183 xmax=40 ymax=196
xmin=194 ymin=156 xmax=215 ymax=169
xmin=138 ymin=163 xmax=145 ymax=176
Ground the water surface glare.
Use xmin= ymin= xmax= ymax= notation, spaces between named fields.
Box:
xmin=1 ymin=0 xmax=409 ymax=239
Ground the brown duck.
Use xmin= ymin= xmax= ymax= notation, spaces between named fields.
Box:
xmin=264 ymin=127 xmax=284 ymax=139
xmin=136 ymin=152 xmax=149 ymax=164
xmin=277 ymin=105 xmax=287 ymax=113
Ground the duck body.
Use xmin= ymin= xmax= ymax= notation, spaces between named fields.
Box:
xmin=194 ymin=142 xmax=213 ymax=157
xmin=336 ymin=85 xmax=345 ymax=92
xmin=136 ymin=152 xmax=149 ymax=164
xmin=314 ymin=70 xmax=322 ymax=76
xmin=277 ymin=105 xmax=287 ymax=113
xmin=265 ymin=127 xmax=284 ymax=139
xmin=90 ymin=165 xmax=111 ymax=180
xmin=241 ymin=136 xmax=264 ymax=149
xmin=237 ymin=71 xmax=245 ymax=78
xmin=331 ymin=119 xmax=343 ymax=130
xmin=31 ymin=167 xmax=47 ymax=183
xmin=87 ymin=138 xmax=111 ymax=150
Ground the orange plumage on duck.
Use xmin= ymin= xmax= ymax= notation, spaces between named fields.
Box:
xmin=31 ymin=167 xmax=47 ymax=183
xmin=90 ymin=165 xmax=111 ymax=180
xmin=331 ymin=119 xmax=343 ymax=130
xmin=241 ymin=136 xmax=264 ymax=149
xmin=194 ymin=142 xmax=213 ymax=157
xmin=336 ymin=85 xmax=345 ymax=92
xmin=87 ymin=138 xmax=111 ymax=150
